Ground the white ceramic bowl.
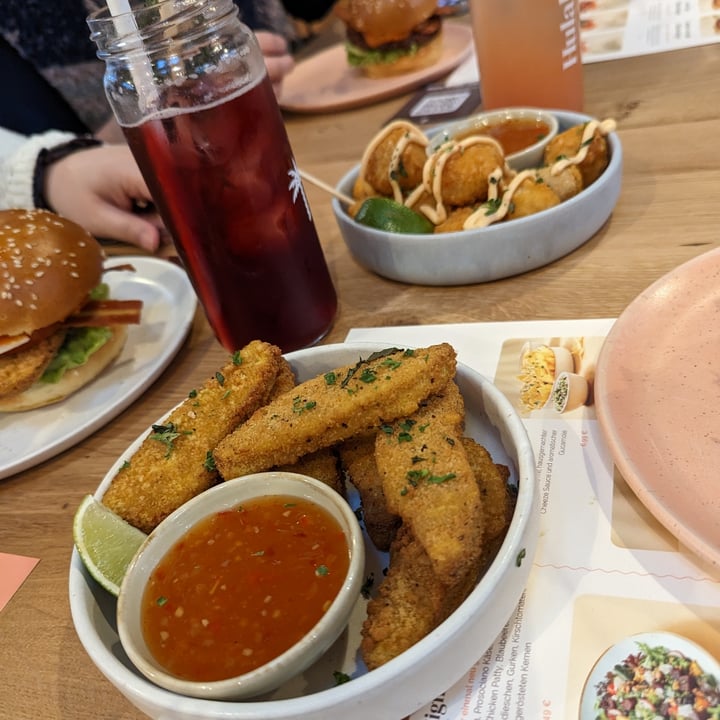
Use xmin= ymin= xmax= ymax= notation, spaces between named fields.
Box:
xmin=427 ymin=107 xmax=559 ymax=170
xmin=117 ymin=471 xmax=365 ymax=700
xmin=69 ymin=342 xmax=538 ymax=720
xmin=333 ymin=110 xmax=623 ymax=286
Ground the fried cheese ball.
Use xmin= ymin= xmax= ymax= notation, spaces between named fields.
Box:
xmin=434 ymin=206 xmax=475 ymax=233
xmin=506 ymin=176 xmax=561 ymax=221
xmin=544 ymin=124 xmax=610 ymax=187
xmin=437 ymin=142 xmax=505 ymax=206
xmin=363 ymin=127 xmax=427 ymax=197
xmin=534 ymin=164 xmax=583 ymax=201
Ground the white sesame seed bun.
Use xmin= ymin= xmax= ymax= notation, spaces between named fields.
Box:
xmin=0 ymin=209 xmax=104 ymax=337
xmin=0 ymin=325 xmax=127 ymax=412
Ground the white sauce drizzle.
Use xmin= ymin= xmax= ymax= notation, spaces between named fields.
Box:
xmin=358 ymin=120 xmax=428 ymax=203
xmin=550 ymin=118 xmax=617 ymax=175
xmin=464 ymin=170 xmax=535 ymax=229
xmin=416 ymin=135 xmax=507 ymax=225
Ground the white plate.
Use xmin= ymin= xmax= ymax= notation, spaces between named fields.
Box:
xmin=69 ymin=342 xmax=538 ymax=720
xmin=578 ymin=631 xmax=720 ymax=719
xmin=0 ymin=256 xmax=196 ymax=479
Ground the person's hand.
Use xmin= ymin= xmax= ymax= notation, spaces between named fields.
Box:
xmin=255 ymin=31 xmax=295 ymax=95
xmin=43 ymin=144 xmax=166 ymax=252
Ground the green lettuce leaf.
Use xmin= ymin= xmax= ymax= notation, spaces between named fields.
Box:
xmin=345 ymin=41 xmax=419 ymax=68
xmin=40 ymin=327 xmax=113 ymax=384
xmin=39 ymin=283 xmax=114 ymax=384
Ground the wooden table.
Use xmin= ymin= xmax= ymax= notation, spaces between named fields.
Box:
xmin=2 ymin=38 xmax=719 ymax=720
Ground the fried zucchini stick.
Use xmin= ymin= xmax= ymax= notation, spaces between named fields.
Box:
xmin=374 ymin=381 xmax=484 ymax=584
xmin=339 ymin=433 xmax=400 ymax=552
xmin=213 ymin=343 xmax=457 ymax=480
xmin=102 ymin=340 xmax=283 ymax=533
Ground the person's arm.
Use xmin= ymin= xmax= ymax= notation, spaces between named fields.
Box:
xmin=0 ymin=130 xmax=164 ymax=252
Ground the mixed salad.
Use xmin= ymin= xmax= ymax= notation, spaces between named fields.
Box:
xmin=594 ymin=642 xmax=720 ymax=719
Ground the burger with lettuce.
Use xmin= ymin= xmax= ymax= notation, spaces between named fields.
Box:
xmin=335 ymin=0 xmax=444 ymax=78
xmin=0 ymin=209 xmax=142 ymax=412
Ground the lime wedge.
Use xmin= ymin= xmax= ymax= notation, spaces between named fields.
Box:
xmin=354 ymin=197 xmax=434 ymax=234
xmin=72 ymin=494 xmax=147 ymax=596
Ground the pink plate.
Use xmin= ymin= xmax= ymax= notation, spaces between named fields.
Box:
xmin=595 ymin=247 xmax=720 ymax=571
xmin=278 ymin=23 xmax=473 ymax=114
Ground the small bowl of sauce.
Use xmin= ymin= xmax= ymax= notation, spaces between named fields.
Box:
xmin=116 ymin=471 xmax=365 ymax=700
xmin=428 ymin=108 xmax=559 ymax=170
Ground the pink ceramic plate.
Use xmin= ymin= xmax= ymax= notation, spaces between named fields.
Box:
xmin=595 ymin=247 xmax=720 ymax=571
xmin=278 ymin=23 xmax=473 ymax=114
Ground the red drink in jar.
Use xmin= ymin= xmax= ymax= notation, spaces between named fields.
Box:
xmin=123 ymin=74 xmax=337 ymax=352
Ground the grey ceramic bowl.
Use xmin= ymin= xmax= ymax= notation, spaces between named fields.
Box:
xmin=333 ymin=110 xmax=622 ymax=287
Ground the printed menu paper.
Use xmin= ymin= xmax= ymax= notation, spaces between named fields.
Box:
xmin=345 ymin=320 xmax=720 ymax=720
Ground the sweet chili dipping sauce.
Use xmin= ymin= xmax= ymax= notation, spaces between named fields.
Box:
xmin=454 ymin=117 xmax=551 ymax=155
xmin=141 ymin=496 xmax=350 ymax=682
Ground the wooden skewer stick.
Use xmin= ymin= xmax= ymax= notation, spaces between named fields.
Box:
xmin=299 ymin=169 xmax=355 ymax=206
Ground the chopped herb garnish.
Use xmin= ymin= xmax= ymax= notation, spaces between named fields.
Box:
xmin=397 ymin=431 xmax=413 ymax=443
xmin=156 ymin=596 xmax=168 ymax=607
xmin=359 ymin=368 xmax=377 ymax=383
xmin=251 ymin=550 xmax=265 ymax=557
xmin=426 ymin=472 xmax=456 ymax=484
xmin=324 ymin=371 xmax=337 ymax=386
xmin=292 ymin=396 xmax=317 ymax=414
xmin=203 ymin=451 xmax=216 ymax=472
xmin=379 ymin=424 xmax=393 ymax=435
xmin=333 ymin=671 xmax=351 ymax=685
xmin=484 ymin=198 xmax=501 ymax=216
xmin=315 ymin=565 xmax=329 ymax=577
xmin=516 ymin=548 xmax=527 ymax=567
xmin=120 ymin=460 xmax=131 ymax=471
xmin=215 ymin=371 xmax=225 ymax=386
xmin=231 ymin=351 xmax=242 ymax=365
xmin=222 ymin=389 xmax=231 ymax=399
xmin=407 ymin=469 xmax=428 ymax=483
xmin=150 ymin=422 xmax=193 ymax=458
xmin=188 ymin=389 xmax=197 ymax=399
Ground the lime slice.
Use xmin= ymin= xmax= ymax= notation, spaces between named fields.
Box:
xmin=72 ymin=494 xmax=147 ymax=596
xmin=354 ymin=197 xmax=434 ymax=234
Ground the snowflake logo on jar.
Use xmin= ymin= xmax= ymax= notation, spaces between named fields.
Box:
xmin=288 ymin=160 xmax=312 ymax=221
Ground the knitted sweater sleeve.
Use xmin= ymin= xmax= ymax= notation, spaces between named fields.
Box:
xmin=0 ymin=129 xmax=78 ymax=210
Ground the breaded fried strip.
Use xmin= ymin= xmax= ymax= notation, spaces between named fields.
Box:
xmin=361 ymin=523 xmax=480 ymax=670
xmin=102 ymin=340 xmax=282 ymax=533
xmin=339 ymin=433 xmax=400 ymax=552
xmin=462 ymin=437 xmax=515 ymax=544
xmin=361 ymin=525 xmax=444 ymax=669
xmin=267 ymin=358 xmax=296 ymax=399
xmin=214 ymin=343 xmax=457 ymax=480
xmin=375 ymin=381 xmax=483 ymax=584
xmin=277 ymin=447 xmax=344 ymax=496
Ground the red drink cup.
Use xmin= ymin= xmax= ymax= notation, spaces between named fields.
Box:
xmin=89 ymin=0 xmax=337 ymax=352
